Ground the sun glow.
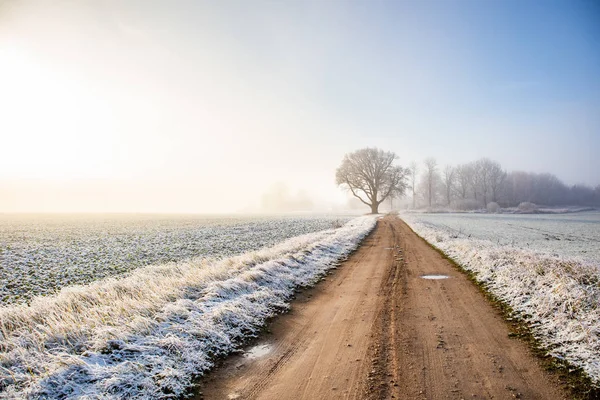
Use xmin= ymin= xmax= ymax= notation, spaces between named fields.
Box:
xmin=0 ymin=43 xmax=121 ymax=181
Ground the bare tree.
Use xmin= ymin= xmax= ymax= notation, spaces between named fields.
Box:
xmin=505 ymin=171 xmax=530 ymax=205
xmin=423 ymin=158 xmax=439 ymax=207
xmin=409 ymin=161 xmax=418 ymax=209
xmin=475 ymin=159 xmax=492 ymax=206
xmin=504 ymin=171 xmax=575 ymax=206
xmin=409 ymin=155 xmax=599 ymax=209
xmin=469 ymin=161 xmax=481 ymax=202
xmin=336 ymin=148 xmax=408 ymax=214
xmin=487 ymin=161 xmax=507 ymax=203
xmin=474 ymin=158 xmax=505 ymax=206
xmin=454 ymin=164 xmax=471 ymax=200
xmin=535 ymin=173 xmax=567 ymax=205
xmin=442 ymin=165 xmax=455 ymax=205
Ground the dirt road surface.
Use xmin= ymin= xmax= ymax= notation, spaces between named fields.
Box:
xmin=197 ymin=216 xmax=568 ymax=400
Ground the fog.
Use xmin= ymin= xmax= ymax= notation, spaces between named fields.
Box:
xmin=1 ymin=1 xmax=598 ymax=213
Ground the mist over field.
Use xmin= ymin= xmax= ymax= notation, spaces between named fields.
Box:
xmin=1 ymin=0 xmax=599 ymax=214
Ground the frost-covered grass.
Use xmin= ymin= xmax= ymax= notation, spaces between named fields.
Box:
xmin=0 ymin=214 xmax=352 ymax=305
xmin=0 ymin=215 xmax=376 ymax=399
xmin=403 ymin=211 xmax=600 ymax=263
xmin=401 ymin=213 xmax=600 ymax=387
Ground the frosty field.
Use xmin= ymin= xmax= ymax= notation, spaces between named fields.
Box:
xmin=403 ymin=211 xmax=600 ymax=263
xmin=401 ymin=211 xmax=600 ymax=387
xmin=0 ymin=214 xmax=351 ymax=305
xmin=0 ymin=214 xmax=375 ymax=399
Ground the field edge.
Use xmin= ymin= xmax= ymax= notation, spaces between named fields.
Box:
xmin=397 ymin=216 xmax=600 ymax=400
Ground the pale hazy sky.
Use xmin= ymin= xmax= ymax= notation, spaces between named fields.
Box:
xmin=1 ymin=0 xmax=598 ymax=213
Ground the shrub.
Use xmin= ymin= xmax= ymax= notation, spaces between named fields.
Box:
xmin=518 ymin=202 xmax=538 ymax=212
xmin=486 ymin=202 xmax=500 ymax=213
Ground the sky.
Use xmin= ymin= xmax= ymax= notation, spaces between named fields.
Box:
xmin=0 ymin=0 xmax=598 ymax=213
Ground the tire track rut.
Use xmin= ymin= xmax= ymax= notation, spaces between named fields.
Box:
xmin=196 ymin=216 xmax=569 ymax=400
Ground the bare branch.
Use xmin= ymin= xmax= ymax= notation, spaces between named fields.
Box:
xmin=336 ymin=148 xmax=408 ymax=213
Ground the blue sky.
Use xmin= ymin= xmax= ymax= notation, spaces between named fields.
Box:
xmin=0 ymin=0 xmax=598 ymax=212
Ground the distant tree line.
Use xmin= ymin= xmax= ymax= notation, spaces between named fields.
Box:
xmin=411 ymin=157 xmax=600 ymax=209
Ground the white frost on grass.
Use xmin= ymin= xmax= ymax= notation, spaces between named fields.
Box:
xmin=0 ymin=215 xmax=352 ymax=306
xmin=0 ymin=216 xmax=377 ymax=399
xmin=401 ymin=213 xmax=600 ymax=387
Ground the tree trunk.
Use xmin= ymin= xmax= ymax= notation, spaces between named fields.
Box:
xmin=370 ymin=203 xmax=379 ymax=214
xmin=428 ymin=179 xmax=433 ymax=207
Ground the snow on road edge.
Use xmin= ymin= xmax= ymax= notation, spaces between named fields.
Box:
xmin=401 ymin=214 xmax=600 ymax=387
xmin=0 ymin=216 xmax=377 ymax=399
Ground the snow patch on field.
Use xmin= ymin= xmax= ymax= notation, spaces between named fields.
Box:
xmin=0 ymin=216 xmax=376 ymax=399
xmin=401 ymin=214 xmax=600 ymax=386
